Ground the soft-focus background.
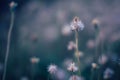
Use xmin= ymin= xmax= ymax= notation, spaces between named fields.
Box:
xmin=0 ymin=0 xmax=120 ymax=80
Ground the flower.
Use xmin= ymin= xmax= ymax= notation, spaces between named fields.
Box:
xmin=56 ymin=69 xmax=66 ymax=80
xmin=98 ymin=54 xmax=108 ymax=65
xmin=48 ymin=64 xmax=57 ymax=74
xmin=91 ymin=63 xmax=98 ymax=69
xmin=70 ymin=17 xmax=84 ymax=31
xmin=67 ymin=41 xmax=76 ymax=50
xmin=86 ymin=40 xmax=95 ymax=49
xmin=9 ymin=1 xmax=18 ymax=11
xmin=103 ymin=68 xmax=114 ymax=79
xmin=67 ymin=62 xmax=78 ymax=72
xmin=69 ymin=75 xmax=84 ymax=80
xmin=75 ymin=51 xmax=83 ymax=58
xmin=62 ymin=25 xmax=72 ymax=36
xmin=30 ymin=56 xmax=40 ymax=64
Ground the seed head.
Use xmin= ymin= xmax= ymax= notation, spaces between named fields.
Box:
xmin=92 ymin=19 xmax=99 ymax=30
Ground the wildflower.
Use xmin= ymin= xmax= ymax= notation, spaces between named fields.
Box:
xmin=63 ymin=59 xmax=73 ymax=67
xmin=30 ymin=56 xmax=40 ymax=64
xmin=86 ymin=40 xmax=95 ymax=49
xmin=69 ymin=75 xmax=83 ymax=80
xmin=75 ymin=51 xmax=83 ymax=58
xmin=67 ymin=62 xmax=78 ymax=72
xmin=67 ymin=41 xmax=76 ymax=50
xmin=48 ymin=64 xmax=57 ymax=74
xmin=62 ymin=25 xmax=72 ymax=36
xmin=9 ymin=1 xmax=18 ymax=11
xmin=91 ymin=63 xmax=98 ymax=69
xmin=56 ymin=69 xmax=66 ymax=80
xmin=70 ymin=17 xmax=84 ymax=31
xmin=103 ymin=68 xmax=114 ymax=79
xmin=98 ymin=54 xmax=108 ymax=65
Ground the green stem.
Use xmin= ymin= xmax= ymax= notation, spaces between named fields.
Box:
xmin=75 ymin=30 xmax=81 ymax=76
xmin=2 ymin=12 xmax=15 ymax=80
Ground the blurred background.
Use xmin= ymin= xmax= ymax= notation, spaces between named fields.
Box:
xmin=0 ymin=0 xmax=120 ymax=80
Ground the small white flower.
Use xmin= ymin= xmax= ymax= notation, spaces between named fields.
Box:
xmin=91 ymin=63 xmax=98 ymax=69
xmin=70 ymin=17 xmax=84 ymax=31
xmin=75 ymin=51 xmax=83 ymax=58
xmin=9 ymin=1 xmax=18 ymax=11
xmin=98 ymin=54 xmax=108 ymax=65
xmin=67 ymin=62 xmax=78 ymax=72
xmin=103 ymin=68 xmax=114 ymax=79
xmin=67 ymin=41 xmax=76 ymax=50
xmin=48 ymin=64 xmax=57 ymax=74
xmin=30 ymin=56 xmax=40 ymax=64
xmin=56 ymin=69 xmax=66 ymax=80
xmin=69 ymin=75 xmax=84 ymax=80
xmin=62 ymin=25 xmax=72 ymax=36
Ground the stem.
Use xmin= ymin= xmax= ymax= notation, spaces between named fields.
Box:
xmin=31 ymin=64 xmax=35 ymax=80
xmin=47 ymin=74 xmax=50 ymax=80
xmin=95 ymin=31 xmax=98 ymax=62
xmin=90 ymin=68 xmax=94 ymax=80
xmin=2 ymin=12 xmax=15 ymax=80
xmin=75 ymin=30 xmax=81 ymax=76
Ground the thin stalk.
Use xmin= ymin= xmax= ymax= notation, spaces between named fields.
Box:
xmin=90 ymin=25 xmax=99 ymax=80
xmin=2 ymin=12 xmax=15 ymax=80
xmin=90 ymin=68 xmax=94 ymax=80
xmin=97 ymin=38 xmax=104 ymax=80
xmin=31 ymin=64 xmax=35 ymax=80
xmin=75 ymin=30 xmax=81 ymax=76
xmin=95 ymin=30 xmax=99 ymax=62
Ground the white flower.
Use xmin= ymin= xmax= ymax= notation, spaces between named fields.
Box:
xmin=91 ymin=63 xmax=98 ymax=68
xmin=67 ymin=62 xmax=78 ymax=72
xmin=62 ymin=25 xmax=72 ymax=36
xmin=70 ymin=17 xmax=84 ymax=31
xmin=75 ymin=51 xmax=83 ymax=58
xmin=56 ymin=69 xmax=66 ymax=80
xmin=30 ymin=56 xmax=40 ymax=64
xmin=9 ymin=1 xmax=18 ymax=11
xmin=98 ymin=54 xmax=108 ymax=65
xmin=103 ymin=68 xmax=114 ymax=79
xmin=69 ymin=75 xmax=84 ymax=80
xmin=67 ymin=41 xmax=76 ymax=50
xmin=48 ymin=64 xmax=57 ymax=74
